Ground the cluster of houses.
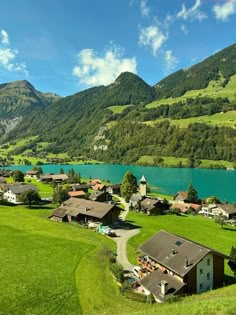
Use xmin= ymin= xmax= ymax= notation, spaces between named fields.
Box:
xmin=0 ymin=168 xmax=234 ymax=303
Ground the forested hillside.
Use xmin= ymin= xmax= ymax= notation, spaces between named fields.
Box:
xmin=1 ymin=44 xmax=236 ymax=167
xmin=155 ymin=43 xmax=236 ymax=98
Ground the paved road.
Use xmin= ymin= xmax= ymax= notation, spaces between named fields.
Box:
xmin=112 ymin=196 xmax=140 ymax=272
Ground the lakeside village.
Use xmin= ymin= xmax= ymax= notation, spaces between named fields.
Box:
xmin=0 ymin=167 xmax=236 ymax=303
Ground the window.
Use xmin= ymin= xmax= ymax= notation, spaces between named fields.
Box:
xmin=207 ymin=258 xmax=210 ymax=266
xmin=200 ymin=268 xmax=203 ymax=274
xmin=207 ymin=272 xmax=210 ymax=280
xmin=175 ymin=240 xmax=183 ymax=246
xmin=200 ymin=284 xmax=203 ymax=290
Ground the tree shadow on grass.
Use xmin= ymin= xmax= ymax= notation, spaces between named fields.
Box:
xmin=222 ymin=227 xmax=236 ymax=232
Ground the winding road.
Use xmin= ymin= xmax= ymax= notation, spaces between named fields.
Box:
xmin=112 ymin=197 xmax=140 ymax=271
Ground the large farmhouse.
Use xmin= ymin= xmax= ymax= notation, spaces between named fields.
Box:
xmin=49 ymin=197 xmax=121 ymax=225
xmin=137 ymin=230 xmax=229 ymax=303
xmin=3 ymin=184 xmax=38 ymax=204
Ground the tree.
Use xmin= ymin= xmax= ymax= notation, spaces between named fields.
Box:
xmin=12 ymin=170 xmax=24 ymax=182
xmin=19 ymin=189 xmax=41 ymax=208
xmin=215 ymin=213 xmax=226 ymax=229
xmin=52 ymin=185 xmax=69 ymax=204
xmin=187 ymin=182 xmax=199 ymax=203
xmin=228 ymin=246 xmax=236 ymax=277
xmin=120 ymin=171 xmax=137 ymax=202
xmin=32 ymin=166 xmax=43 ymax=176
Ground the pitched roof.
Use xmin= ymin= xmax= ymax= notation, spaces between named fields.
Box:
xmin=6 ymin=184 xmax=38 ymax=194
xmin=217 ymin=203 xmax=236 ymax=215
xmin=60 ymin=197 xmax=117 ymax=219
xmin=68 ymin=191 xmax=86 ymax=197
xmin=140 ymin=268 xmax=185 ymax=302
xmin=92 ymin=183 xmax=106 ymax=191
xmin=174 ymin=191 xmax=188 ymax=200
xmin=72 ymin=184 xmax=90 ymax=190
xmin=139 ymin=230 xmax=229 ymax=277
xmin=52 ymin=174 xmax=69 ymax=181
xmin=141 ymin=198 xmax=161 ymax=211
xmin=89 ymin=190 xmax=106 ymax=201
xmin=130 ymin=193 xmax=142 ymax=203
xmin=140 ymin=175 xmax=147 ymax=183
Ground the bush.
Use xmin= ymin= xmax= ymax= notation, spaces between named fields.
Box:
xmin=110 ymin=262 xmax=124 ymax=283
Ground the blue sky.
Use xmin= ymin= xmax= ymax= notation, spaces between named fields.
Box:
xmin=0 ymin=0 xmax=236 ymax=96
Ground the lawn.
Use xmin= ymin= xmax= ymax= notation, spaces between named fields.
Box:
xmin=137 ymin=155 xmax=189 ymax=167
xmin=0 ymin=205 xmax=236 ymax=315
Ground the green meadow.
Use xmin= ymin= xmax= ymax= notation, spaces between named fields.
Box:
xmin=0 ymin=204 xmax=236 ymax=315
xmin=147 ymin=74 xmax=236 ymax=109
xmin=144 ymin=111 xmax=236 ymax=129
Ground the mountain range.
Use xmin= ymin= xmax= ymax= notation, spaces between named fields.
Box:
xmin=0 ymin=43 xmax=236 ymax=166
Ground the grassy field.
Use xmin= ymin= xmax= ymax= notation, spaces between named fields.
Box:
xmin=0 ymin=205 xmax=236 ymax=314
xmin=146 ymin=74 xmax=236 ymax=109
xmin=107 ymin=105 xmax=133 ymax=114
xmin=144 ymin=111 xmax=236 ymax=129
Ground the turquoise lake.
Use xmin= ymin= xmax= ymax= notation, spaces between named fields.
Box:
xmin=2 ymin=164 xmax=236 ymax=203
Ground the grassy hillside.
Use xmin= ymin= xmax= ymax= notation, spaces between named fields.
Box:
xmin=144 ymin=111 xmax=236 ymax=128
xmin=108 ymin=104 xmax=134 ymax=114
xmin=0 ymin=205 xmax=236 ymax=314
xmin=147 ymin=74 xmax=236 ymax=109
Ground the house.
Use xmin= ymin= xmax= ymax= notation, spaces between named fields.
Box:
xmin=89 ymin=179 xmax=102 ymax=186
xmin=40 ymin=174 xmax=69 ymax=183
xmin=68 ymin=190 xmax=86 ymax=198
xmin=71 ymin=183 xmax=90 ymax=193
xmin=211 ymin=204 xmax=236 ymax=219
xmin=49 ymin=197 xmax=121 ymax=225
xmin=3 ymin=184 xmax=38 ymax=204
xmin=170 ymin=202 xmax=201 ymax=214
xmin=89 ymin=190 xmax=112 ymax=202
xmin=92 ymin=183 xmax=106 ymax=191
xmin=130 ymin=193 xmax=142 ymax=208
xmin=137 ymin=230 xmax=229 ymax=303
xmin=140 ymin=198 xmax=166 ymax=215
xmin=174 ymin=191 xmax=188 ymax=202
xmin=25 ymin=170 xmax=39 ymax=179
xmin=106 ymin=184 xmax=121 ymax=195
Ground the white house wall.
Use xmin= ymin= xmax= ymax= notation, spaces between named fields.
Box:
xmin=196 ymin=253 xmax=213 ymax=293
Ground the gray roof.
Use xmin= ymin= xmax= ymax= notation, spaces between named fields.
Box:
xmin=139 ymin=230 xmax=229 ymax=277
xmin=217 ymin=204 xmax=236 ymax=215
xmin=140 ymin=268 xmax=185 ymax=302
xmin=141 ymin=198 xmax=161 ymax=211
xmin=130 ymin=193 xmax=142 ymax=203
xmin=53 ymin=197 xmax=119 ymax=219
xmin=89 ymin=190 xmax=105 ymax=201
xmin=6 ymin=184 xmax=38 ymax=194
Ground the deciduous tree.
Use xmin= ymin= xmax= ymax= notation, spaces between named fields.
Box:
xmin=19 ymin=189 xmax=41 ymax=208
xmin=121 ymin=171 xmax=137 ymax=202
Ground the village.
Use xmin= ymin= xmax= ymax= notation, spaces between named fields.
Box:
xmin=0 ymin=167 xmax=236 ymax=303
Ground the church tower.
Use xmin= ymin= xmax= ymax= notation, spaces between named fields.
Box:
xmin=139 ymin=175 xmax=147 ymax=197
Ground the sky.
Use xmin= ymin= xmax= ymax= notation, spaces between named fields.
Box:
xmin=0 ymin=0 xmax=236 ymax=96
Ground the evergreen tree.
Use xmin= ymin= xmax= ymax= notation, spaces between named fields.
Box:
xmin=187 ymin=182 xmax=199 ymax=203
xmin=121 ymin=171 xmax=137 ymax=202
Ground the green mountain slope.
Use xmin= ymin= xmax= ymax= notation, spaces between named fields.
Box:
xmin=155 ymin=43 xmax=236 ymax=98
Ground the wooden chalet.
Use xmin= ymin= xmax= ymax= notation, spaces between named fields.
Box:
xmin=49 ymin=197 xmax=121 ymax=225
xmin=137 ymin=230 xmax=229 ymax=303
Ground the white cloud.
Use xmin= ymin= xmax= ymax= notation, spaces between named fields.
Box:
xmin=180 ymin=24 xmax=188 ymax=34
xmin=1 ymin=30 xmax=9 ymax=45
xmin=0 ymin=29 xmax=28 ymax=75
xmin=140 ymin=0 xmax=150 ymax=17
xmin=164 ymin=50 xmax=178 ymax=73
xmin=177 ymin=0 xmax=207 ymax=21
xmin=213 ymin=1 xmax=236 ymax=21
xmin=72 ymin=46 xmax=137 ymax=87
xmin=139 ymin=25 xmax=167 ymax=56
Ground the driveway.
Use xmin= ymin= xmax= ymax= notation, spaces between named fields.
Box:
xmin=112 ymin=196 xmax=140 ymax=271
